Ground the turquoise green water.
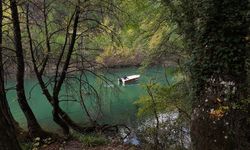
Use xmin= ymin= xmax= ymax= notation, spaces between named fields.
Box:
xmin=7 ymin=66 xmax=169 ymax=132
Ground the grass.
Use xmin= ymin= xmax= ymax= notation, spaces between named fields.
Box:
xmin=20 ymin=142 xmax=33 ymax=150
xmin=73 ymin=133 xmax=109 ymax=147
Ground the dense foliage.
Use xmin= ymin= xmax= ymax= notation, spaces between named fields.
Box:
xmin=160 ymin=0 xmax=249 ymax=149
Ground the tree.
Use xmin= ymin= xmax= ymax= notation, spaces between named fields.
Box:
xmin=0 ymin=111 xmax=21 ymax=150
xmin=25 ymin=0 xmax=121 ymax=135
xmin=0 ymin=1 xmax=21 ymax=149
xmin=163 ymin=0 xmax=249 ymax=149
xmin=26 ymin=0 xmax=82 ymax=135
xmin=10 ymin=0 xmax=47 ymax=138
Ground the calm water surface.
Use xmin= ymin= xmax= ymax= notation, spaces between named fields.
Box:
xmin=7 ymin=66 xmax=171 ymax=132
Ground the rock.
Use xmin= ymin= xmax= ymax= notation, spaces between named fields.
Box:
xmin=33 ymin=142 xmax=40 ymax=147
xmin=42 ymin=144 xmax=48 ymax=148
xmin=34 ymin=137 xmax=41 ymax=141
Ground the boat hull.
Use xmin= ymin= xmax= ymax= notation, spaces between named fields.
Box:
xmin=118 ymin=75 xmax=140 ymax=85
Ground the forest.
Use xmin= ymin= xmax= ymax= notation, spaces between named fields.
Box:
xmin=0 ymin=0 xmax=249 ymax=150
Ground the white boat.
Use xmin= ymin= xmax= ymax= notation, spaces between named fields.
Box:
xmin=118 ymin=75 xmax=140 ymax=85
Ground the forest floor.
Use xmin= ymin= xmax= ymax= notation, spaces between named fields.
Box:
xmin=40 ymin=139 xmax=138 ymax=150
xmin=20 ymin=133 xmax=140 ymax=150
xmin=18 ymin=125 xmax=140 ymax=150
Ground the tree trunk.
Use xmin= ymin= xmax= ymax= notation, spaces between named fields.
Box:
xmin=189 ymin=0 xmax=249 ymax=149
xmin=0 ymin=1 xmax=21 ymax=149
xmin=51 ymin=6 xmax=80 ymax=135
xmin=0 ymin=110 xmax=21 ymax=150
xmin=27 ymin=3 xmax=81 ymax=135
xmin=10 ymin=0 xmax=46 ymax=138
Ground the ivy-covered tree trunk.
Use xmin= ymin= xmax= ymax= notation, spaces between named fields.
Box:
xmin=188 ymin=0 xmax=249 ymax=149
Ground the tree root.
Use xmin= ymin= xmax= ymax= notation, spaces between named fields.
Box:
xmin=55 ymin=107 xmax=131 ymax=136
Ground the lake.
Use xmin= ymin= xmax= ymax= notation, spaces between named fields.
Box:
xmin=7 ymin=66 xmax=171 ymax=132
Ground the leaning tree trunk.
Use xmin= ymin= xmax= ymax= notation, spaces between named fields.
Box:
xmin=51 ymin=5 xmax=80 ymax=135
xmin=10 ymin=0 xmax=46 ymax=138
xmin=190 ymin=0 xmax=249 ymax=149
xmin=0 ymin=0 xmax=15 ymax=127
xmin=27 ymin=2 xmax=86 ymax=135
xmin=0 ymin=1 xmax=21 ymax=149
